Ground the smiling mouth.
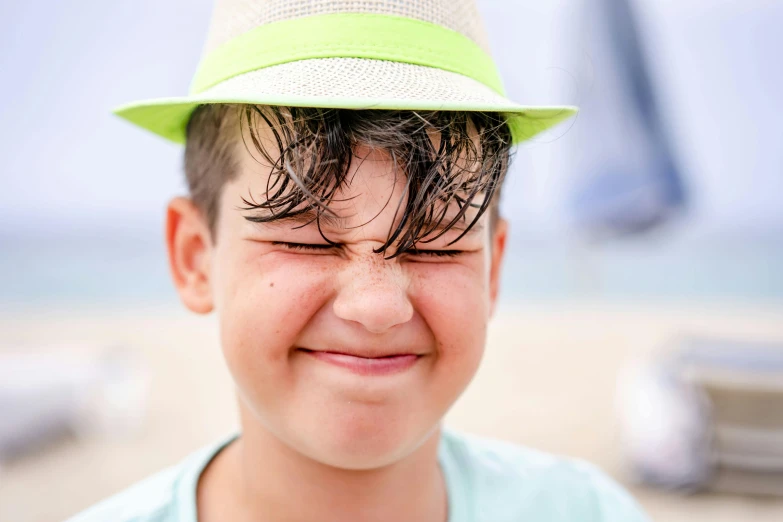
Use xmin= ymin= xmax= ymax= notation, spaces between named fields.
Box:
xmin=297 ymin=348 xmax=421 ymax=376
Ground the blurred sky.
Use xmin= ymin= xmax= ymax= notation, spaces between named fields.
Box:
xmin=0 ymin=0 xmax=781 ymax=239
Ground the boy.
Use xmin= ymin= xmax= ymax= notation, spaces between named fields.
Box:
xmin=71 ymin=0 xmax=649 ymax=520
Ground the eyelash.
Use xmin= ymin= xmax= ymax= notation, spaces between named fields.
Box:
xmin=271 ymin=242 xmax=463 ymax=257
xmin=272 ymin=242 xmax=333 ymax=251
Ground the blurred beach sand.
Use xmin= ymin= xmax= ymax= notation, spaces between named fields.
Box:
xmin=1 ymin=302 xmax=782 ymax=522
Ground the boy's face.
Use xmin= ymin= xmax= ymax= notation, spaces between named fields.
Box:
xmin=167 ymin=124 xmax=508 ymax=470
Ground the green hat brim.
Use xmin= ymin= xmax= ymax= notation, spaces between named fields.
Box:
xmin=114 ymin=94 xmax=577 ymax=146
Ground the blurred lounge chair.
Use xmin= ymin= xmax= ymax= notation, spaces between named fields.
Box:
xmin=619 ymin=337 xmax=783 ymax=496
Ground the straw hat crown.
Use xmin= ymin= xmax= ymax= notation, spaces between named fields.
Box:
xmin=203 ymin=0 xmax=491 ymax=55
xmin=114 ymin=0 xmax=577 ymax=144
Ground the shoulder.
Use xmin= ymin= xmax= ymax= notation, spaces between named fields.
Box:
xmin=66 ymin=436 xmax=234 ymax=522
xmin=65 ymin=464 xmax=181 ymax=522
xmin=440 ymin=429 xmax=650 ymax=522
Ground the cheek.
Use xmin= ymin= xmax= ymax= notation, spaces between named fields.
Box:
xmin=214 ymin=248 xmax=335 ymax=391
xmin=411 ymin=257 xmax=491 ymax=327
xmin=410 ymin=262 xmax=490 ymax=386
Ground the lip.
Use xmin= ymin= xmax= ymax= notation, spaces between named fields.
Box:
xmin=298 ymin=349 xmax=421 ymax=376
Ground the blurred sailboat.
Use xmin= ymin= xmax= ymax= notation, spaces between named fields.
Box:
xmin=566 ymin=0 xmax=687 ymax=240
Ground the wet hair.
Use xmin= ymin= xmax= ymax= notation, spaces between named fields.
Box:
xmin=184 ymin=104 xmax=513 ymax=256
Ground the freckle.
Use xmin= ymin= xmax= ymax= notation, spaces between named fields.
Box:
xmin=269 ymin=282 xmax=275 ymax=287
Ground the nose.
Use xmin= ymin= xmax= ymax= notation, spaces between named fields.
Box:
xmin=332 ymin=257 xmax=414 ymax=334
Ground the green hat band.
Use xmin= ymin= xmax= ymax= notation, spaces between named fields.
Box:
xmin=190 ymin=13 xmax=506 ymax=96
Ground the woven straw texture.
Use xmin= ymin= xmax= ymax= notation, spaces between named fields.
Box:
xmin=203 ymin=0 xmax=490 ymax=54
xmin=198 ymin=57 xmax=516 ymax=108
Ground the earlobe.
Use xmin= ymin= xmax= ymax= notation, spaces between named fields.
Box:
xmin=488 ymin=218 xmax=508 ymax=316
xmin=166 ymin=197 xmax=214 ymax=314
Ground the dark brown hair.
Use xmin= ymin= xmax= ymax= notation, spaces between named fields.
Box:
xmin=184 ymin=104 xmax=513 ymax=256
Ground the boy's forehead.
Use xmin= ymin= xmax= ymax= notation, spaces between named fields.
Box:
xmin=232 ymin=157 xmax=486 ymax=237
xmin=227 ymin=110 xmax=491 ymax=240
xmin=237 ymin=140 xmax=401 ymax=207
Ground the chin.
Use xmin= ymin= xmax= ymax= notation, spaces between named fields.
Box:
xmin=294 ymin=409 xmax=435 ymax=470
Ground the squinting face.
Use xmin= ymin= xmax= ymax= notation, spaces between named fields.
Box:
xmin=176 ymin=126 xmax=507 ymax=470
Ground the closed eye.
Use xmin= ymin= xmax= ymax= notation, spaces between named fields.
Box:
xmin=271 ymin=241 xmax=335 ymax=252
xmin=272 ymin=242 xmax=464 ymax=258
xmin=405 ymin=249 xmax=464 ymax=258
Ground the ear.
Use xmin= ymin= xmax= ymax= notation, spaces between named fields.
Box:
xmin=488 ymin=217 xmax=508 ymax=317
xmin=166 ymin=197 xmax=214 ymax=314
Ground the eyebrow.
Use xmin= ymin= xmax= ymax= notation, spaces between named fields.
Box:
xmin=242 ymin=207 xmax=484 ymax=236
xmin=243 ymin=208 xmax=347 ymax=230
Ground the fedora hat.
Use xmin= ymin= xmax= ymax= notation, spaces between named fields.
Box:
xmin=114 ymin=0 xmax=577 ymax=144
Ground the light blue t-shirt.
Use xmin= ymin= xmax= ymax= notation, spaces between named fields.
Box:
xmin=67 ymin=428 xmax=649 ymax=522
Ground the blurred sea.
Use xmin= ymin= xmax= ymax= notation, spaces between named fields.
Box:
xmin=2 ymin=226 xmax=781 ymax=306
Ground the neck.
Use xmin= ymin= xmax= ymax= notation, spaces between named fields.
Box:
xmin=198 ymin=399 xmax=448 ymax=522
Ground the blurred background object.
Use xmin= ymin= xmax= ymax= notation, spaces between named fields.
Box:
xmin=565 ymin=0 xmax=688 ymax=239
xmin=618 ymin=338 xmax=783 ymax=495
xmin=1 ymin=0 xmax=781 ymax=521
xmin=0 ymin=347 xmax=149 ymax=461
